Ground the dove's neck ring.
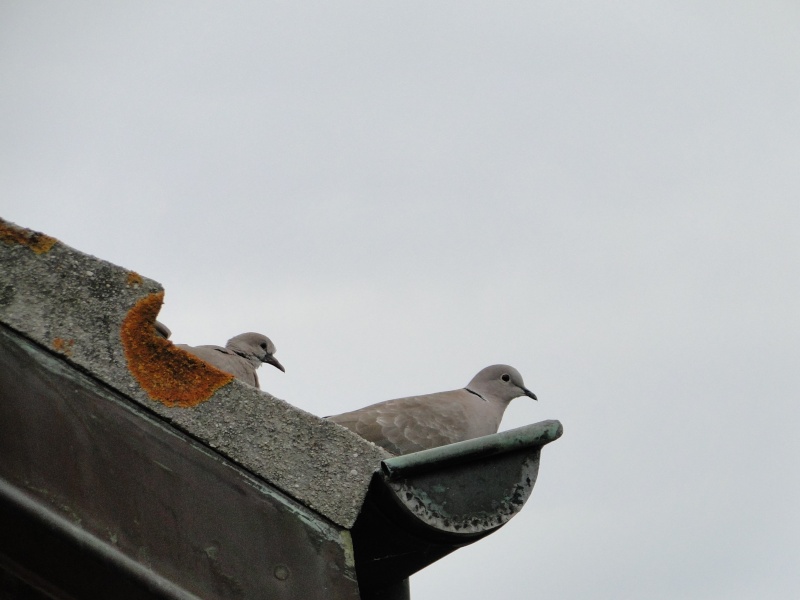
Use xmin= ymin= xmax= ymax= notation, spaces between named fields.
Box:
xmin=464 ymin=387 xmax=488 ymax=402
xmin=232 ymin=350 xmax=260 ymax=366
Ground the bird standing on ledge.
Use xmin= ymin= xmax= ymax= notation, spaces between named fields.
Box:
xmin=327 ymin=364 xmax=537 ymax=455
xmin=176 ymin=332 xmax=284 ymax=389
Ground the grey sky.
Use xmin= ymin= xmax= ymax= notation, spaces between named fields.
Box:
xmin=2 ymin=2 xmax=799 ymax=598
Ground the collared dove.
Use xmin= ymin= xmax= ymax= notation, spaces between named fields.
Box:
xmin=327 ymin=364 xmax=537 ymax=455
xmin=176 ymin=332 xmax=285 ymax=388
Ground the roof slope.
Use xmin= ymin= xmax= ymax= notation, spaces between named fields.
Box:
xmin=0 ymin=217 xmax=388 ymax=528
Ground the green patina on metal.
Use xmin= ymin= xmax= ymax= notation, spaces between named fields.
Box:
xmin=381 ymin=420 xmax=564 ymax=480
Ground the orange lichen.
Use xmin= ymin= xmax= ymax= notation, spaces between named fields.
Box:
xmin=126 ymin=271 xmax=143 ymax=286
xmin=120 ymin=292 xmax=233 ymax=407
xmin=52 ymin=338 xmax=75 ymax=356
xmin=0 ymin=218 xmax=58 ymax=254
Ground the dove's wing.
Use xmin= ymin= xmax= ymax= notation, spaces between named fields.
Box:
xmin=328 ymin=389 xmax=488 ymax=455
xmin=176 ymin=344 xmax=259 ymax=387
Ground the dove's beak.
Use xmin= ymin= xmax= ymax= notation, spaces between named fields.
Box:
xmin=263 ymin=354 xmax=286 ymax=373
xmin=522 ymin=387 xmax=538 ymax=401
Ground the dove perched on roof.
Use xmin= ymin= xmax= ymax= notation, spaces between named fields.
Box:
xmin=176 ymin=332 xmax=284 ymax=388
xmin=327 ymin=364 xmax=537 ymax=455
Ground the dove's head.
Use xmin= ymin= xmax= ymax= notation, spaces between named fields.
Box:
xmin=466 ymin=364 xmax=537 ymax=404
xmin=226 ymin=332 xmax=285 ymax=372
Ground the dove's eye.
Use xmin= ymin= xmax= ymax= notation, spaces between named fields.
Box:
xmin=501 ymin=373 xmax=511 ymax=382
xmin=259 ymin=342 xmax=268 ymax=350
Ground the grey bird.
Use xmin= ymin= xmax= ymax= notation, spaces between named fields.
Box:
xmin=176 ymin=332 xmax=285 ymax=388
xmin=327 ymin=364 xmax=537 ymax=455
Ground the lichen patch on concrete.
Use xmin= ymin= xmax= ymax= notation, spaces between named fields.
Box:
xmin=121 ymin=292 xmax=234 ymax=407
xmin=126 ymin=271 xmax=144 ymax=287
xmin=0 ymin=218 xmax=58 ymax=255
xmin=52 ymin=337 xmax=75 ymax=356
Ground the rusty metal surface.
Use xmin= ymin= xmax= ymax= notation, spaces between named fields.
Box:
xmin=0 ymin=325 xmax=360 ymax=600
xmin=351 ymin=422 xmax=563 ymax=589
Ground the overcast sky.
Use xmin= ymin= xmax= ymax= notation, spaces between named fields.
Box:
xmin=2 ymin=2 xmax=799 ymax=598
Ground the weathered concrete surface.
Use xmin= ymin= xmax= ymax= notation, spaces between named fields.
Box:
xmin=0 ymin=326 xmax=361 ymax=600
xmin=0 ymin=217 xmax=388 ymax=528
